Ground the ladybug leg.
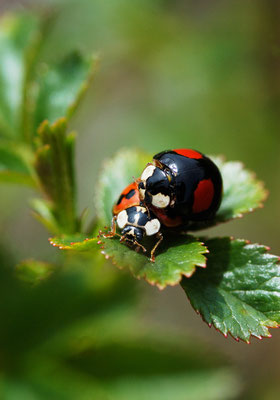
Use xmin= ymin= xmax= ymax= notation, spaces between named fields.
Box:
xmin=102 ymin=216 xmax=121 ymax=238
xmin=120 ymin=235 xmax=147 ymax=254
xmin=133 ymin=240 xmax=147 ymax=254
xmin=119 ymin=235 xmax=126 ymax=243
xmin=150 ymin=232 xmax=163 ymax=262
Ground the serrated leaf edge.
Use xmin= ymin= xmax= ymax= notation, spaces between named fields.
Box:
xmin=49 ymin=236 xmax=97 ymax=250
xmin=97 ymin=234 xmax=208 ymax=290
xmin=183 ymin=237 xmax=280 ymax=344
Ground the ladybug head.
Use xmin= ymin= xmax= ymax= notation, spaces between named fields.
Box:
xmin=116 ymin=207 xmax=161 ymax=242
xmin=138 ymin=164 xmax=174 ymax=209
xmin=121 ymin=225 xmax=144 ymax=242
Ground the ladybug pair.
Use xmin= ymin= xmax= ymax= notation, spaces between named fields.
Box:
xmin=105 ymin=149 xmax=223 ymax=262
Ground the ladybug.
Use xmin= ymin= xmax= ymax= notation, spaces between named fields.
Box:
xmin=138 ymin=149 xmax=222 ymax=228
xmin=104 ymin=181 xmax=163 ymax=262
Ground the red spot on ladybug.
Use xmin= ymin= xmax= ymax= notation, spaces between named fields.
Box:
xmin=173 ymin=148 xmax=203 ymax=159
xmin=192 ymin=179 xmax=214 ymax=213
xmin=113 ymin=181 xmax=140 ymax=215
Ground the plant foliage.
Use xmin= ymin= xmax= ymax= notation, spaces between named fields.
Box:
xmin=0 ymin=13 xmax=279 ymax=390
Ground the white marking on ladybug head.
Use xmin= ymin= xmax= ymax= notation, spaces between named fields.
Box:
xmin=141 ymin=165 xmax=156 ymax=183
xmin=126 ymin=228 xmax=135 ymax=237
xmin=145 ymin=218 xmax=161 ymax=236
xmin=151 ymin=193 xmax=170 ymax=208
xmin=117 ymin=210 xmax=128 ymax=229
xmin=134 ymin=212 xmax=140 ymax=225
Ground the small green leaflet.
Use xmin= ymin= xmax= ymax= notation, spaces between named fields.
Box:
xmin=181 ymin=238 xmax=280 ymax=342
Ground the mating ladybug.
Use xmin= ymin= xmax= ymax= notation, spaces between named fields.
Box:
xmin=105 ymin=149 xmax=222 ymax=262
xmin=105 ymin=181 xmax=163 ymax=262
xmin=138 ymin=149 xmax=223 ymax=228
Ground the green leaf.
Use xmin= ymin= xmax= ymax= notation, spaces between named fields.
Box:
xmin=188 ymin=157 xmax=268 ymax=230
xmin=48 ymin=231 xmax=207 ymax=289
xmin=34 ymin=118 xmax=78 ymax=234
xmin=0 ymin=141 xmax=35 ymax=185
xmin=0 ymin=13 xmax=38 ymax=138
xmin=181 ymin=237 xmax=280 ymax=342
xmin=33 ymin=51 xmax=97 ymax=130
xmin=49 ymin=234 xmax=97 ymax=251
xmin=99 ymin=234 xmax=207 ymax=289
xmin=96 ymin=148 xmax=151 ymax=224
xmin=216 ymin=157 xmax=267 ymax=219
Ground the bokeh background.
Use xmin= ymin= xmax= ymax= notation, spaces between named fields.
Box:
xmin=1 ymin=0 xmax=280 ymax=398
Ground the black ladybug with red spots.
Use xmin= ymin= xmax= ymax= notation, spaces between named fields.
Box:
xmin=138 ymin=149 xmax=223 ymax=228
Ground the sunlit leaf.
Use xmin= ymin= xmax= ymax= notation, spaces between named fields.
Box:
xmin=99 ymin=234 xmax=207 ymax=289
xmin=181 ymin=238 xmax=280 ymax=342
xmin=49 ymin=231 xmax=207 ymax=288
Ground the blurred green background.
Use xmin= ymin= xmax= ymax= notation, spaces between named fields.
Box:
xmin=1 ymin=0 xmax=280 ymax=399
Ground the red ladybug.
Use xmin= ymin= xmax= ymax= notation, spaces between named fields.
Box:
xmin=138 ymin=149 xmax=223 ymax=228
xmin=105 ymin=181 xmax=163 ymax=262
